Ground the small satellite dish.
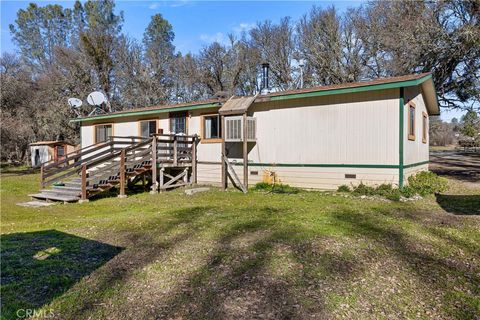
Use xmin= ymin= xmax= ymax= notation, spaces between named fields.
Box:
xmin=87 ymin=91 xmax=107 ymax=106
xmin=68 ymin=97 xmax=83 ymax=108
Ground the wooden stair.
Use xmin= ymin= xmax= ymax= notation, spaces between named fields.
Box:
xmin=30 ymin=134 xmax=199 ymax=203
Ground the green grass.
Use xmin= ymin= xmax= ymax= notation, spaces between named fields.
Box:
xmin=1 ymin=171 xmax=479 ymax=319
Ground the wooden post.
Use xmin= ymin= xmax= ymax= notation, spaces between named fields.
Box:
xmin=150 ymin=136 xmax=158 ymax=193
xmin=40 ymin=164 xmax=45 ymax=188
xmin=243 ymin=112 xmax=248 ymax=191
xmin=192 ymin=135 xmax=197 ymax=184
xmin=118 ymin=149 xmax=127 ymax=198
xmin=159 ymin=168 xmax=165 ymax=192
xmin=221 ymin=115 xmax=227 ymax=191
xmin=183 ymin=168 xmax=188 ymax=184
xmin=80 ymin=164 xmax=88 ymax=203
xmin=173 ymin=135 xmax=178 ymax=166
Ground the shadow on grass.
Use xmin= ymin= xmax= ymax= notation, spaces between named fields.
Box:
xmin=332 ymin=210 xmax=480 ymax=320
xmin=0 ymin=230 xmax=123 ymax=319
xmin=435 ymin=194 xmax=480 ymax=215
xmin=59 ymin=205 xmax=363 ymax=319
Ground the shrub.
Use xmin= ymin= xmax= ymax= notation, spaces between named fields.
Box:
xmin=253 ymin=182 xmax=300 ymax=194
xmin=352 ymin=183 xmax=376 ymax=196
xmin=253 ymin=182 xmax=272 ymax=191
xmin=407 ymin=171 xmax=448 ymax=196
xmin=337 ymin=185 xmax=351 ymax=192
xmin=375 ymin=183 xmax=393 ymax=196
xmin=400 ymin=186 xmax=416 ymax=198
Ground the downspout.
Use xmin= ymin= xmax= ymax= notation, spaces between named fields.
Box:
xmin=399 ymin=87 xmax=404 ymax=188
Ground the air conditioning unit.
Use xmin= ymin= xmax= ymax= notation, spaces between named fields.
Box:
xmin=225 ymin=116 xmax=256 ymax=142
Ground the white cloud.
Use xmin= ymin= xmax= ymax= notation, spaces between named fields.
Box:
xmin=233 ymin=22 xmax=255 ymax=33
xmin=148 ymin=1 xmax=190 ymax=10
xmin=199 ymin=32 xmax=228 ymax=45
xmin=148 ymin=2 xmax=160 ymax=10
xmin=199 ymin=22 xmax=255 ymax=46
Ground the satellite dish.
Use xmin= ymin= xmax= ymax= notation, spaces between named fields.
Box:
xmin=68 ymin=97 xmax=83 ymax=108
xmin=87 ymin=91 xmax=107 ymax=106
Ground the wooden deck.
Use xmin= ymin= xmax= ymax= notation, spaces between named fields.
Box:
xmin=31 ymin=134 xmax=198 ymax=202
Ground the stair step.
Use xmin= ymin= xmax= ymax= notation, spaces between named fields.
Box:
xmin=52 ymin=186 xmax=81 ymax=192
xmin=30 ymin=193 xmax=80 ymax=202
xmin=41 ymin=188 xmax=81 ymax=196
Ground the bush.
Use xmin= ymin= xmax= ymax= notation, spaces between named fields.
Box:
xmin=337 ymin=185 xmax=351 ymax=192
xmin=375 ymin=183 xmax=393 ymax=196
xmin=253 ymin=182 xmax=300 ymax=194
xmin=407 ymin=171 xmax=448 ymax=196
xmin=253 ymin=182 xmax=272 ymax=191
xmin=352 ymin=183 xmax=376 ymax=196
xmin=400 ymin=186 xmax=416 ymax=198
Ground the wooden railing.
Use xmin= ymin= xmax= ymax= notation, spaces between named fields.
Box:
xmin=40 ymin=134 xmax=198 ymax=198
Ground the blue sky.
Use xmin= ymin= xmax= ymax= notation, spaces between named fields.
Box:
xmin=0 ymin=0 xmax=465 ymax=121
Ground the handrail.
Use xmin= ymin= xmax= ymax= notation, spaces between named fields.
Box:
xmin=43 ymin=138 xmax=153 ymax=187
xmin=40 ymin=134 xmax=199 ymax=197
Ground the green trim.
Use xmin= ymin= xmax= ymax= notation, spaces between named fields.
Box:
xmin=269 ymin=74 xmax=433 ymax=102
xmin=403 ymin=161 xmax=429 ymax=169
xmin=399 ymin=87 xmax=405 ymax=188
xmin=70 ymin=103 xmax=220 ymax=123
xmin=234 ymin=162 xmax=399 ymax=169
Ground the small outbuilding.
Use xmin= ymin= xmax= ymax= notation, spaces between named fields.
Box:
xmin=30 ymin=141 xmax=76 ymax=167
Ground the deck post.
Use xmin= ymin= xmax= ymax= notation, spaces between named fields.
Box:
xmin=150 ymin=136 xmax=158 ymax=193
xmin=118 ymin=149 xmax=127 ymax=198
xmin=159 ymin=167 xmax=165 ymax=192
xmin=192 ymin=135 xmax=197 ymax=184
xmin=243 ymin=112 xmax=248 ymax=191
xmin=221 ymin=115 xmax=227 ymax=191
xmin=40 ymin=164 xmax=45 ymax=188
xmin=173 ymin=135 xmax=178 ymax=166
xmin=80 ymin=164 xmax=88 ymax=203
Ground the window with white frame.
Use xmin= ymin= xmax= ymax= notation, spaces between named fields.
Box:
xmin=140 ymin=120 xmax=157 ymax=138
xmin=203 ymin=114 xmax=221 ymax=140
xmin=95 ymin=124 xmax=112 ymax=143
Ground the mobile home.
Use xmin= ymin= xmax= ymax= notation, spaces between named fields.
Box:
xmin=72 ymin=72 xmax=439 ymax=190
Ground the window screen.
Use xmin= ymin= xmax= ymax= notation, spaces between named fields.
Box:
xmin=95 ymin=124 xmax=112 ymax=143
xmin=170 ymin=112 xmax=186 ymax=134
xmin=140 ymin=120 xmax=157 ymax=137
xmin=204 ymin=115 xmax=220 ymax=139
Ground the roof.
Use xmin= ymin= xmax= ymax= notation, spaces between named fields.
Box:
xmin=30 ymin=140 xmax=75 ymax=146
xmin=71 ymin=73 xmax=439 ymax=123
xmin=219 ymin=95 xmax=258 ymax=115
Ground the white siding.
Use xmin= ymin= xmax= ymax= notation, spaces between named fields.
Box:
xmin=403 ymin=86 xmax=430 ymax=165
xmin=196 ymin=163 xmax=399 ymax=189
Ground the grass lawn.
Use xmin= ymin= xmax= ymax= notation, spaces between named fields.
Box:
xmin=1 ymin=167 xmax=479 ymax=319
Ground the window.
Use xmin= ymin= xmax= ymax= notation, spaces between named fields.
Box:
xmin=408 ymin=102 xmax=416 ymax=141
xmin=95 ymin=124 xmax=112 ymax=143
xmin=57 ymin=146 xmax=65 ymax=157
xmin=170 ymin=112 xmax=187 ymax=134
xmin=202 ymin=114 xmax=221 ymax=142
xmin=139 ymin=120 xmax=157 ymax=138
xmin=422 ymin=112 xmax=428 ymax=143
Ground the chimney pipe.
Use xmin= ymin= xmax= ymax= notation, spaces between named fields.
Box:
xmin=261 ymin=62 xmax=270 ymax=94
